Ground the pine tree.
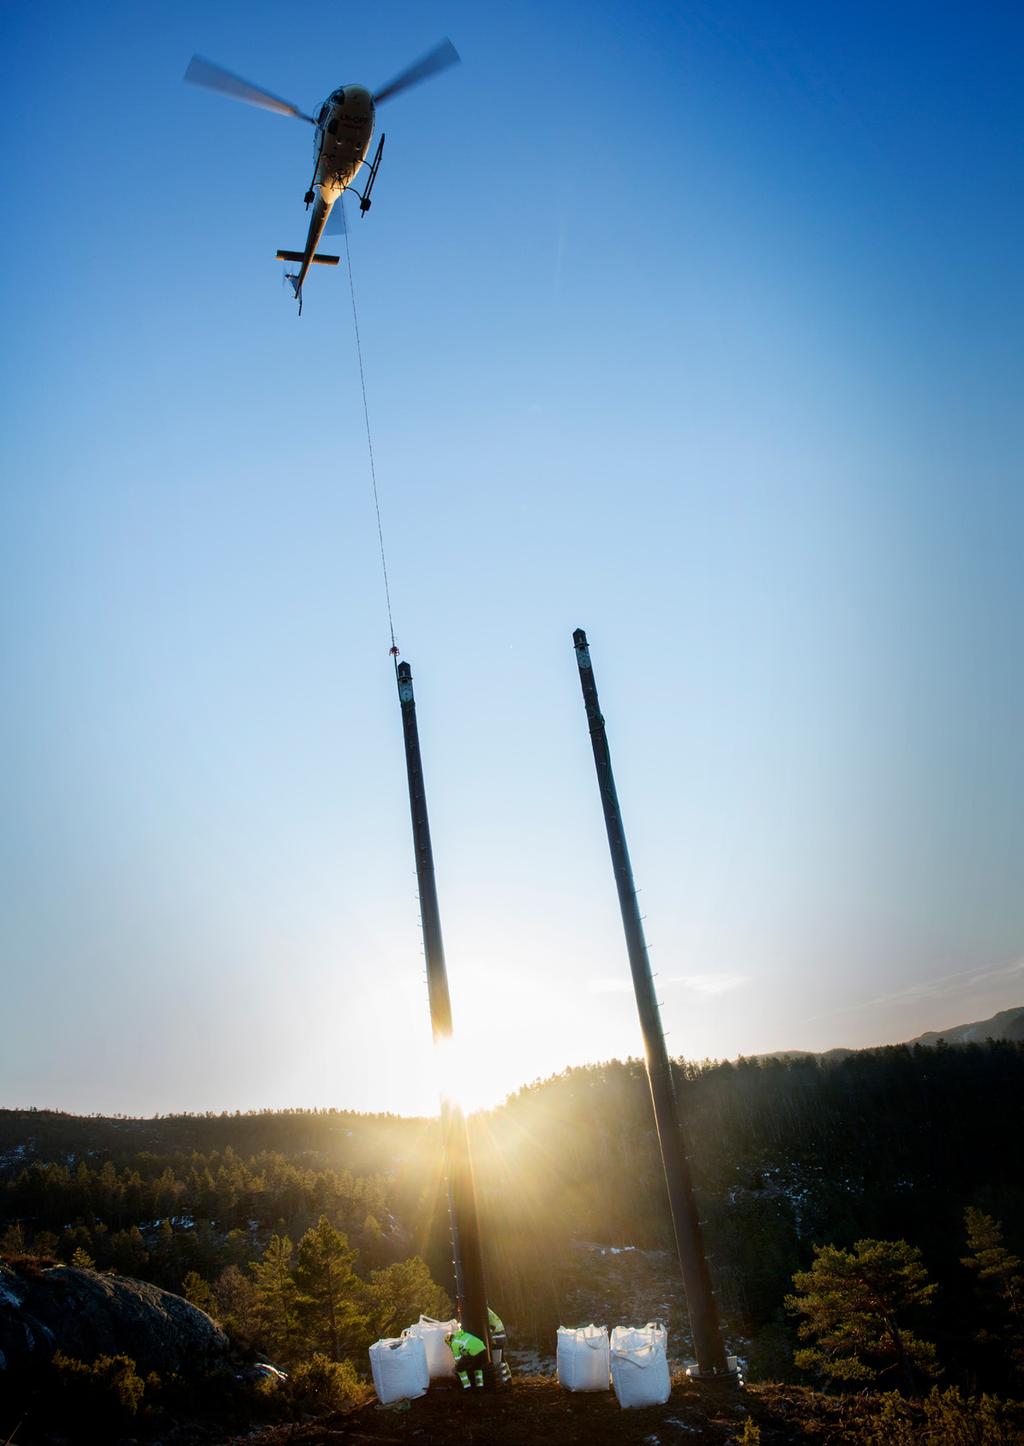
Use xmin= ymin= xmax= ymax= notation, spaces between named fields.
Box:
xmin=251 ymin=1234 xmax=301 ymax=1362
xmin=152 ymin=1219 xmax=176 ymax=1285
xmin=786 ymin=1239 xmax=939 ymax=1391
xmin=358 ymin=1213 xmax=387 ymax=1271
xmin=368 ymin=1257 xmax=453 ymax=1340
xmin=110 ymin=1226 xmax=148 ymax=1277
xmin=293 ymin=1216 xmax=369 ymax=1360
xmin=182 ymin=1270 xmax=215 ymax=1314
xmin=962 ymin=1207 xmax=1024 ymax=1379
xmin=62 ymin=1224 xmax=96 ymax=1267
xmin=214 ymin=1265 xmax=259 ymax=1345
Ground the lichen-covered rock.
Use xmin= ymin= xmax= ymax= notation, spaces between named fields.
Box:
xmin=0 ymin=1261 xmax=230 ymax=1376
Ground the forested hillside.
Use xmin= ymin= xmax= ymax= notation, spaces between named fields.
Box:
xmin=474 ymin=1040 xmax=1024 ymax=1384
xmin=2 ymin=1039 xmax=1022 ymax=1435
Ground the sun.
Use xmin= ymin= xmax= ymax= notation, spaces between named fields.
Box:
xmin=430 ymin=1034 xmax=506 ymax=1117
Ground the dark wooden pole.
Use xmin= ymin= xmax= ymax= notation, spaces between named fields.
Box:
xmin=396 ymin=659 xmax=491 ymax=1361
xmin=571 ymin=629 xmax=732 ymax=1378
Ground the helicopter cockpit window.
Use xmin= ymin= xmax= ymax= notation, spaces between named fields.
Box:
xmin=331 ymin=90 xmax=345 ymax=106
xmin=317 ymin=104 xmax=327 ymax=125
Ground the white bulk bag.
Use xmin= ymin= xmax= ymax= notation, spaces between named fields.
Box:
xmin=610 ymin=1322 xmax=671 ymax=1409
xmin=556 ymin=1324 xmax=611 ymax=1391
xmin=368 ymin=1332 xmax=429 ymax=1405
xmin=404 ymin=1314 xmax=459 ymax=1379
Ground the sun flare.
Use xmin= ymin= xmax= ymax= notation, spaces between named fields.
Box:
xmin=430 ymin=1033 xmax=506 ymax=1117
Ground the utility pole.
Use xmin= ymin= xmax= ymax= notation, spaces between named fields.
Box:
xmin=395 ymin=659 xmax=492 ymax=1367
xmin=571 ymin=628 xmax=732 ymax=1379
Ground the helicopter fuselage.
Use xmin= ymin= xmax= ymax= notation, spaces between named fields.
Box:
xmin=313 ymin=85 xmax=376 ymax=199
xmin=281 ymin=85 xmax=377 ymax=308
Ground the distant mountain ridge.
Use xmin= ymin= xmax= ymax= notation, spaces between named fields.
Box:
xmin=752 ymin=1005 xmax=1024 ymax=1063
xmin=906 ymin=1005 xmax=1024 ymax=1047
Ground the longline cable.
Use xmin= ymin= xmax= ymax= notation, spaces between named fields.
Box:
xmin=343 ymin=221 xmax=397 ymax=657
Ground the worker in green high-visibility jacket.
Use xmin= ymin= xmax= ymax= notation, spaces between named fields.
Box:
xmin=488 ymin=1307 xmax=512 ymax=1383
xmin=446 ymin=1328 xmax=486 ymax=1389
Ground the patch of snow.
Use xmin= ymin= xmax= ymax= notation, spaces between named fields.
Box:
xmin=509 ymin=1348 xmax=555 ymax=1374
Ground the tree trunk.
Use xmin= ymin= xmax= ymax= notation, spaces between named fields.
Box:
xmin=886 ymin=1316 xmax=916 ymax=1395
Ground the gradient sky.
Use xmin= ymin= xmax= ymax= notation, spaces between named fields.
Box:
xmin=2 ymin=0 xmax=1022 ymax=1118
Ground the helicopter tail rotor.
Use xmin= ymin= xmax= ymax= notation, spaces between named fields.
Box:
xmin=283 ymin=271 xmax=304 ymax=314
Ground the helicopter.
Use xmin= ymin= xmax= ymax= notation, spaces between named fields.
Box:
xmin=184 ymin=39 xmax=460 ymax=312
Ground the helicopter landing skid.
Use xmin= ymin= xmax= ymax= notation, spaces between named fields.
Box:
xmin=350 ymin=133 xmax=385 ymax=216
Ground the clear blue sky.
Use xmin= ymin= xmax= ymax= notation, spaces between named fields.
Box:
xmin=2 ymin=0 xmax=1022 ymax=1116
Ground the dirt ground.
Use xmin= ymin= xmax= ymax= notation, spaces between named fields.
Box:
xmin=234 ymin=1374 xmax=906 ymax=1446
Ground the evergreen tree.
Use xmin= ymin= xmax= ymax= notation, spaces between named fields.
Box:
xmin=182 ymin=1270 xmax=215 ymax=1313
xmin=62 ymin=1225 xmax=96 ymax=1266
xmin=786 ymin=1239 xmax=939 ymax=1391
xmin=358 ymin=1213 xmax=388 ymax=1270
xmin=368 ymin=1257 xmax=453 ymax=1340
xmin=223 ymin=1228 xmax=252 ymax=1269
xmin=151 ymin=1220 xmax=176 ymax=1286
xmin=962 ymin=1207 xmax=1024 ymax=1379
xmin=110 ymin=1226 xmax=148 ymax=1276
xmin=293 ymin=1216 xmax=369 ymax=1360
xmin=251 ymin=1233 xmax=301 ymax=1362
xmin=214 ymin=1265 xmax=259 ymax=1345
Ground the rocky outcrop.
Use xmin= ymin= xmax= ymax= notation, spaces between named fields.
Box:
xmin=0 ymin=1262 xmax=230 ymax=1376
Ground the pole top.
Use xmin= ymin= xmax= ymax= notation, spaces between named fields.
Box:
xmin=396 ymin=659 xmax=415 ymax=703
xmin=573 ymin=627 xmax=588 ymax=648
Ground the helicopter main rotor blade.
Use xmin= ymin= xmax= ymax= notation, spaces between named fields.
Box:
xmin=373 ymin=37 xmax=460 ymax=105
xmin=184 ymin=55 xmax=314 ymax=123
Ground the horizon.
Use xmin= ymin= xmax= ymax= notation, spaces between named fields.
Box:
xmin=3 ymin=0 xmax=1023 ymax=1120
xmin=6 ymin=997 xmax=1021 ymax=1122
